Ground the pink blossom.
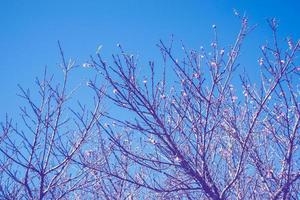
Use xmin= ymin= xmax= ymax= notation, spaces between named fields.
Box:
xmin=258 ymin=58 xmax=264 ymax=66
xmin=211 ymin=61 xmax=217 ymax=68
xmin=232 ymin=96 xmax=238 ymax=102
xmin=160 ymin=94 xmax=166 ymax=99
xmin=149 ymin=137 xmax=156 ymax=144
xmin=230 ymin=51 xmax=237 ymax=57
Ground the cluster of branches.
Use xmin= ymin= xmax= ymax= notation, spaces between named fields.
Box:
xmin=1 ymin=17 xmax=300 ymax=199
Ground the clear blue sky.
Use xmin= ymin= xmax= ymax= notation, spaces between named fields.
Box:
xmin=1 ymin=0 xmax=300 ymax=119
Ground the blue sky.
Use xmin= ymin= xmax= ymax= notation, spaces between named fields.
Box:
xmin=1 ymin=0 xmax=300 ymax=119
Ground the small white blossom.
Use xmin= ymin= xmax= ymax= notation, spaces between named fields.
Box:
xmin=174 ymin=156 xmax=181 ymax=163
xmin=149 ymin=137 xmax=156 ymax=144
xmin=242 ymin=18 xmax=248 ymax=26
xmin=193 ymin=73 xmax=200 ymax=79
xmin=233 ymin=9 xmax=239 ymax=16
xmin=220 ymin=49 xmax=225 ymax=55
xmin=277 ymin=113 xmax=284 ymax=120
xmin=266 ymin=169 xmax=274 ymax=178
xmin=192 ymin=125 xmax=197 ymax=132
xmin=82 ymin=63 xmax=91 ymax=68
xmin=287 ymin=38 xmax=293 ymax=50
xmin=86 ymin=81 xmax=93 ymax=87
xmin=167 ymin=116 xmax=172 ymax=124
